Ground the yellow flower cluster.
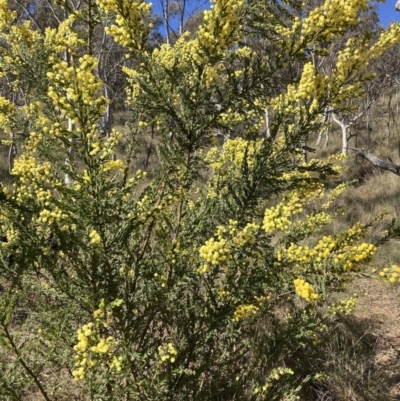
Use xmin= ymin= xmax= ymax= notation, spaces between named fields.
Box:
xmin=96 ymin=0 xmax=151 ymax=50
xmin=274 ymin=0 xmax=366 ymax=48
xmin=135 ymin=34 xmax=217 ymax=102
xmin=72 ymin=323 xmax=96 ymax=380
xmin=293 ymin=279 xmax=319 ymax=302
xmin=273 ymin=8 xmax=399 ymax=113
xmin=37 ymin=208 xmax=68 ymax=225
xmin=217 ymin=107 xmax=250 ymax=126
xmin=286 ymin=211 xmax=332 ymax=237
xmin=301 ymin=0 xmax=368 ymax=40
xmin=297 ymin=62 xmax=327 ymax=102
xmin=329 ymin=296 xmax=357 ymax=315
xmin=11 ymin=154 xmax=64 ymax=208
xmin=134 ymin=191 xmax=173 ymax=223
xmin=47 ymin=55 xmax=106 ymax=123
xmin=233 ymin=304 xmax=259 ymax=321
xmin=328 ymin=38 xmax=373 ymax=105
xmin=206 ymin=138 xmax=263 ymax=173
xmin=336 ymin=222 xmax=364 ymax=244
xmin=153 ymin=273 xmax=167 ymax=288
xmin=276 ymin=243 xmax=315 ymax=267
xmin=101 ymin=129 xmax=123 ymax=158
xmin=91 ymin=337 xmax=116 ymax=354
xmin=263 ymin=206 xmax=292 ymax=232
xmin=203 ymin=64 xmax=219 ymax=88
xmin=109 ymin=355 xmax=123 ymax=372
xmin=8 ymin=21 xmax=41 ymax=47
xmin=73 ymin=322 xmax=121 ymax=380
xmin=0 ymin=0 xmax=16 ymax=31
xmin=44 ymin=15 xmax=84 ymax=54
xmin=152 ymin=34 xmax=202 ymax=70
xmin=367 ymin=24 xmax=400 ymax=62
xmin=335 ymin=38 xmax=367 ymax=79
xmin=263 ymin=184 xmax=323 ymax=233
xmin=93 ymin=129 xmax=121 ymax=165
xmin=374 ymin=264 xmax=400 ymax=283
xmin=272 ymin=1 xmax=388 ymax=113
xmin=322 ymin=182 xmax=348 ymax=209
xmin=276 ymin=224 xmax=375 ymax=273
xmin=0 ymin=96 xmax=15 ymax=131
xmin=0 ymin=3 xmax=43 ymax=81
xmin=286 ymin=155 xmax=346 ymax=179
xmin=271 ymin=63 xmax=327 ymax=114
xmin=253 ymin=367 xmax=294 ymax=394
xmin=199 ymin=220 xmax=262 ymax=273
xmin=102 ymin=159 xmax=126 ymax=173
xmin=93 ymin=298 xmax=123 ymax=327
xmin=124 ymin=67 xmax=142 ymax=103
xmin=270 ymin=83 xmax=298 ymax=115
xmin=218 ymin=288 xmax=230 ymax=298
xmin=89 ymin=230 xmax=102 ymax=245
xmin=199 ymin=237 xmax=230 ymax=266
xmin=12 ymin=155 xmax=50 ymax=183
xmin=328 ymin=27 xmax=400 ymax=107
xmin=117 ymin=170 xmax=148 ymax=207
xmin=198 ymin=0 xmax=244 ymax=56
xmin=158 ymin=343 xmax=177 ymax=363
xmin=73 ymin=300 xmax=123 ymax=380
xmin=232 ymin=223 xmax=259 ymax=247
xmin=336 ymin=243 xmax=376 ymax=271
xmin=0 ymin=226 xmax=18 ymax=249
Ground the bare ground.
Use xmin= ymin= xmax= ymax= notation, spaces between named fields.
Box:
xmin=351 ymin=278 xmax=400 ymax=399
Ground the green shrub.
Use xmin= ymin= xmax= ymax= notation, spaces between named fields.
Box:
xmin=0 ymin=0 xmax=399 ymax=399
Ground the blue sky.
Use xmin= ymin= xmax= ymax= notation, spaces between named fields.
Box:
xmin=378 ymin=0 xmax=400 ymax=26
xmin=152 ymin=0 xmax=400 ymax=33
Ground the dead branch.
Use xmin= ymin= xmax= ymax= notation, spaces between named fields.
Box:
xmin=350 ymin=148 xmax=400 ymax=176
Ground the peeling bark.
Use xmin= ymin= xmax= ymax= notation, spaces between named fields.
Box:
xmin=351 ymin=148 xmax=400 ymax=176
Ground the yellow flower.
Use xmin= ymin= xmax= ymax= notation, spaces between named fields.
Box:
xmin=294 ymin=279 xmax=319 ymax=303
xmin=89 ymin=230 xmax=101 ymax=244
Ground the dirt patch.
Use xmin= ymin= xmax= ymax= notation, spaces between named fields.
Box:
xmin=351 ymin=278 xmax=400 ymax=399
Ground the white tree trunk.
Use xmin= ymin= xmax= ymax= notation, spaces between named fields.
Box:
xmin=8 ymin=131 xmax=17 ymax=175
xmin=265 ymin=108 xmax=270 ymax=138
xmin=315 ymin=108 xmax=329 ymax=146
xmin=331 ymin=112 xmax=349 ymax=154
xmin=341 ymin=126 xmax=348 ymax=154
xmin=315 ymin=130 xmax=323 ymax=146
xmin=64 ymin=119 xmax=74 ymax=187
xmin=324 ymin=129 xmax=329 ymax=149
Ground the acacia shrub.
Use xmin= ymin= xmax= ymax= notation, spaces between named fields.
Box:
xmin=0 ymin=0 xmax=399 ymax=399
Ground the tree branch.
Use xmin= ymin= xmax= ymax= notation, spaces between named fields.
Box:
xmin=350 ymin=148 xmax=400 ymax=176
xmin=14 ymin=0 xmax=45 ymax=37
